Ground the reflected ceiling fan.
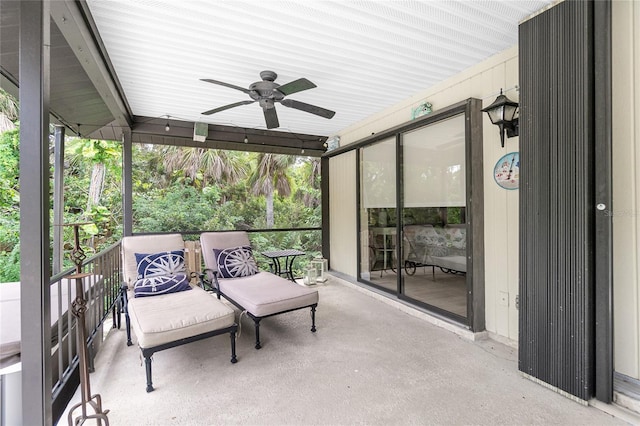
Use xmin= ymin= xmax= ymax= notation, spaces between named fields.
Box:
xmin=200 ymin=70 xmax=335 ymax=129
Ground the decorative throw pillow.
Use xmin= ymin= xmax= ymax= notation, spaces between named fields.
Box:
xmin=133 ymin=273 xmax=191 ymax=297
xmin=135 ymin=250 xmax=186 ymax=279
xmin=213 ymin=245 xmax=259 ymax=278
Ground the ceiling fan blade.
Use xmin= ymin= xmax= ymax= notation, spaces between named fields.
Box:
xmin=201 ymin=100 xmax=255 ymax=115
xmin=200 ymin=78 xmax=251 ymax=94
xmin=276 ymin=78 xmax=316 ymax=96
xmin=280 ymin=99 xmax=335 ymax=119
xmin=263 ymin=107 xmax=279 ymax=129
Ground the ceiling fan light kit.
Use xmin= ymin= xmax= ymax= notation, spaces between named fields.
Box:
xmin=200 ymin=70 xmax=335 ymax=129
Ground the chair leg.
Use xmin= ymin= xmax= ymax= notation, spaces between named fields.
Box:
xmin=253 ymin=318 xmax=262 ymax=350
xmin=311 ymin=305 xmax=317 ymax=332
xmin=120 ymin=288 xmax=133 ymax=346
xmin=230 ymin=330 xmax=238 ymax=363
xmin=125 ymin=315 xmax=132 ymax=346
xmin=144 ymin=354 xmax=153 ymax=393
xmin=112 ymin=302 xmax=118 ymax=329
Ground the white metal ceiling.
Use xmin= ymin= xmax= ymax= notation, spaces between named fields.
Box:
xmin=86 ymin=0 xmax=554 ymax=137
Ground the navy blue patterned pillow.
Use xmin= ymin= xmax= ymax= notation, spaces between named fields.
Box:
xmin=135 ymin=250 xmax=186 ymax=279
xmin=133 ymin=273 xmax=191 ymax=297
xmin=213 ymin=246 xmax=259 ymax=278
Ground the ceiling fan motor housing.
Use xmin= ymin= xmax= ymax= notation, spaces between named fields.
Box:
xmin=249 ymin=79 xmax=284 ymax=103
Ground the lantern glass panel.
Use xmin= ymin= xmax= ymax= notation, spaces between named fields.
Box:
xmin=311 ymin=260 xmax=326 ymax=282
xmin=503 ymin=104 xmax=517 ymax=122
xmin=487 ymin=106 xmax=504 ymax=124
xmin=304 ymin=266 xmax=317 ymax=285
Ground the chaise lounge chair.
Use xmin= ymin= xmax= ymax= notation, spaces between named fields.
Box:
xmin=121 ymin=233 xmax=238 ymax=392
xmin=200 ymin=231 xmax=319 ymax=349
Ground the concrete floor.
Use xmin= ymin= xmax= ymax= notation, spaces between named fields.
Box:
xmin=62 ymin=275 xmax=636 ymax=425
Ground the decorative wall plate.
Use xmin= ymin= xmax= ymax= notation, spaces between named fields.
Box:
xmin=494 ymin=152 xmax=519 ymax=190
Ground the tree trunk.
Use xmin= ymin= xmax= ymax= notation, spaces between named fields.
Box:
xmin=87 ymin=162 xmax=105 ymax=213
xmin=266 ymin=189 xmax=274 ymax=228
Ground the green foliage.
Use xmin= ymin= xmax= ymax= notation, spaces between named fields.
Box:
xmin=0 ymin=129 xmax=19 ymax=209
xmin=134 ymin=184 xmax=221 ymax=232
xmin=0 ymin=129 xmax=20 ymax=266
xmin=248 ymin=230 xmax=322 ymax=276
xmin=63 ymin=137 xmax=123 ymax=250
xmin=68 ymin=138 xmax=120 ymax=164
xmin=0 ymin=244 xmax=20 ymax=282
xmin=1 ymin=128 xmax=323 ymax=282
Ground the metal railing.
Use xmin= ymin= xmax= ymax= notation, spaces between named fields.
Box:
xmin=50 ymin=241 xmax=122 ymax=420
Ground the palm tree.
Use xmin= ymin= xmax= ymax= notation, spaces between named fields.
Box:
xmin=0 ymin=89 xmax=18 ymax=132
xmin=302 ymin=157 xmax=321 ymax=208
xmin=163 ymin=147 xmax=247 ymax=191
xmin=249 ymin=154 xmax=294 ymax=228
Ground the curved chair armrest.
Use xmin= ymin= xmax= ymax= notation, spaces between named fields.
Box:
xmin=199 ymin=268 xmax=221 ymax=298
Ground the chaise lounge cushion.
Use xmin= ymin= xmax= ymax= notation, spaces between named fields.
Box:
xmin=200 ymin=231 xmax=319 ymax=318
xmin=216 ymin=272 xmax=318 ymax=317
xmin=127 ymin=283 xmax=235 ymax=348
xmin=122 ymin=234 xmax=236 ymax=349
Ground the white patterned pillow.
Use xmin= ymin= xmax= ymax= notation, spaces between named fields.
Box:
xmin=133 ymin=273 xmax=191 ymax=297
xmin=135 ymin=250 xmax=186 ymax=279
xmin=213 ymin=246 xmax=259 ymax=278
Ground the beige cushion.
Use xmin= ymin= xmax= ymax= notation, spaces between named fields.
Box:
xmin=200 ymin=231 xmax=251 ymax=273
xmin=121 ymin=234 xmax=185 ymax=285
xmin=200 ymin=231 xmax=318 ymax=317
xmin=127 ymin=284 xmax=235 ymax=348
xmin=218 ymin=272 xmax=318 ymax=317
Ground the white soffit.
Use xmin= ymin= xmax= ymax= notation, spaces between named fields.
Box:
xmin=86 ymin=0 xmax=554 ymax=137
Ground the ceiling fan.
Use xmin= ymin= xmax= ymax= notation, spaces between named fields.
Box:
xmin=200 ymin=70 xmax=335 ymax=129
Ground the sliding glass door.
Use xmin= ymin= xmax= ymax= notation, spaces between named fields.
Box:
xmin=359 ymin=137 xmax=397 ymax=286
xmin=400 ymin=113 xmax=467 ymax=319
xmin=358 ymin=110 xmax=471 ymax=323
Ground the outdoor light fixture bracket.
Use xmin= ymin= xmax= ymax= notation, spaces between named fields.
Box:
xmin=482 ymin=89 xmax=519 ymax=148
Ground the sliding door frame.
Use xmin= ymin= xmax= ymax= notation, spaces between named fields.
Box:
xmin=336 ymin=98 xmax=484 ymax=331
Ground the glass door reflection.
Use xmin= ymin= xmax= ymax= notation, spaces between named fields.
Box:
xmin=400 ymin=114 xmax=468 ymax=319
xmin=359 ymin=137 xmax=397 ymax=289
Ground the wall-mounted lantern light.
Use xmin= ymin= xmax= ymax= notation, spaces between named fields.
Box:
xmin=482 ymin=89 xmax=519 ymax=147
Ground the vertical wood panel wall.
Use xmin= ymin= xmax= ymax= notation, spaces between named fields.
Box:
xmin=328 ymin=151 xmax=358 ymax=277
xmin=519 ymin=1 xmax=596 ymax=400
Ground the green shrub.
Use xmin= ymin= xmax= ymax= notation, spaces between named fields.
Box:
xmin=0 ymin=244 xmax=20 ymax=282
